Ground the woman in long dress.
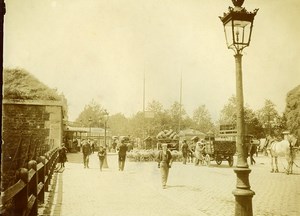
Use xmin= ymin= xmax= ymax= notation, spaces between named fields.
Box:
xmin=58 ymin=143 xmax=68 ymax=168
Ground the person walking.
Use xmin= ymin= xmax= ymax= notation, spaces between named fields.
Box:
xmin=58 ymin=143 xmax=68 ymax=168
xmin=97 ymin=145 xmax=106 ymax=171
xmin=117 ymin=137 xmax=128 ymax=171
xmin=194 ymin=139 xmax=205 ymax=166
xmin=181 ymin=139 xmax=190 ymax=165
xmin=91 ymin=141 xmax=95 ymax=154
xmin=156 ymin=143 xmax=173 ymax=189
xmin=82 ymin=140 xmax=92 ymax=168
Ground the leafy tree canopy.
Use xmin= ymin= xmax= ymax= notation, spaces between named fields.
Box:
xmin=192 ymin=105 xmax=214 ymax=133
xmin=284 ymin=85 xmax=300 ymax=137
xmin=75 ymin=99 xmax=105 ymax=127
xmin=257 ymin=99 xmax=282 ymax=136
xmin=219 ymin=95 xmax=264 ymax=138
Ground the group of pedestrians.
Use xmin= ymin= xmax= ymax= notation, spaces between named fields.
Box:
xmin=181 ymin=136 xmax=206 ymax=166
xmin=58 ymin=137 xmax=175 ymax=190
xmin=79 ymin=137 xmax=129 ymax=171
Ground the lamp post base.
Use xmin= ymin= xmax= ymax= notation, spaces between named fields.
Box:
xmin=233 ymin=167 xmax=255 ymax=216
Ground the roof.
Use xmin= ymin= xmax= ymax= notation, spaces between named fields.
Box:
xmin=65 ymin=126 xmax=106 ymax=133
xmin=179 ymin=129 xmax=206 ymax=137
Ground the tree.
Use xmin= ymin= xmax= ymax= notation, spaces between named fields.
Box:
xmin=219 ymin=95 xmax=264 ymax=138
xmin=244 ymin=108 xmax=264 ymax=138
xmin=108 ymin=113 xmax=129 ymax=136
xmin=192 ymin=105 xmax=214 ymax=133
xmin=147 ymin=100 xmax=163 ymax=113
xmin=128 ymin=112 xmax=145 ymax=138
xmin=75 ymin=99 xmax=105 ymax=127
xmin=166 ymin=101 xmax=187 ymax=131
xmin=257 ymin=99 xmax=281 ymax=136
xmin=219 ymin=95 xmax=237 ymax=125
xmin=284 ymin=85 xmax=300 ymax=137
xmin=145 ymin=100 xmax=165 ymax=136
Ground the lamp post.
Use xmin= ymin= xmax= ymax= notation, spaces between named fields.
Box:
xmin=103 ymin=110 xmax=109 ymax=147
xmin=103 ymin=110 xmax=109 ymax=168
xmin=88 ymin=117 xmax=92 ymax=139
xmin=219 ymin=0 xmax=258 ymax=215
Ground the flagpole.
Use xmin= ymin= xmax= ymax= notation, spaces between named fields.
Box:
xmin=179 ymin=71 xmax=182 ymax=132
xmin=143 ymin=70 xmax=146 ymax=143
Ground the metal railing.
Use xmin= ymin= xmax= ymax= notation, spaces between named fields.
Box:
xmin=0 ymin=147 xmax=59 ymax=216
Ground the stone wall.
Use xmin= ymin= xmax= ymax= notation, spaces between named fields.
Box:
xmin=1 ymin=100 xmax=64 ymax=191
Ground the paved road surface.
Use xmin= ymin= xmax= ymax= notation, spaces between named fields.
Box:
xmin=43 ymin=152 xmax=300 ymax=216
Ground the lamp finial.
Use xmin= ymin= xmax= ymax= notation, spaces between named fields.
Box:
xmin=232 ymin=0 xmax=244 ymax=7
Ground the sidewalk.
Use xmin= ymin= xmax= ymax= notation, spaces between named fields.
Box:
xmin=45 ymin=152 xmax=300 ymax=216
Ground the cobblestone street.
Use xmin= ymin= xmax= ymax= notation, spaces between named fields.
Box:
xmin=46 ymin=152 xmax=300 ymax=216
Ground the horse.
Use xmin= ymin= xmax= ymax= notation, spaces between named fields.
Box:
xmin=267 ymin=134 xmax=298 ymax=174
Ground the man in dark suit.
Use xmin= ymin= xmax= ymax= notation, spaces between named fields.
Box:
xmin=82 ymin=140 xmax=92 ymax=168
xmin=157 ymin=143 xmax=173 ymax=189
xmin=118 ymin=137 xmax=128 ymax=171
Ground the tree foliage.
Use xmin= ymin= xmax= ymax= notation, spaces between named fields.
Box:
xmin=284 ymin=85 xmax=300 ymax=137
xmin=219 ymin=95 xmax=237 ymax=125
xmin=166 ymin=101 xmax=187 ymax=131
xmin=144 ymin=100 xmax=165 ymax=136
xmin=192 ymin=105 xmax=214 ymax=133
xmin=257 ymin=99 xmax=282 ymax=136
xmin=75 ymin=99 xmax=105 ymax=127
xmin=108 ymin=113 xmax=130 ymax=136
xmin=147 ymin=100 xmax=163 ymax=113
xmin=128 ymin=112 xmax=145 ymax=138
xmin=219 ymin=95 xmax=264 ymax=138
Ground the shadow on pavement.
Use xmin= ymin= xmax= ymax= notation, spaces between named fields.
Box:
xmin=167 ymin=185 xmax=186 ymax=188
xmin=65 ymin=152 xmax=83 ymax=164
xmin=207 ymin=164 xmax=233 ymax=169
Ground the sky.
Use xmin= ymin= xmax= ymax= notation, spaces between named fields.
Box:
xmin=4 ymin=0 xmax=300 ymax=122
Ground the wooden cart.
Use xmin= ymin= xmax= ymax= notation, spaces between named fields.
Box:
xmin=204 ymin=140 xmax=236 ymax=167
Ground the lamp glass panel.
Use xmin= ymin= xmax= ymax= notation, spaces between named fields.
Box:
xmin=224 ymin=21 xmax=234 ymax=49
xmin=233 ymin=20 xmax=251 ymax=45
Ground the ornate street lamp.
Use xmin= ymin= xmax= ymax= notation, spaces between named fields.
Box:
xmin=103 ymin=110 xmax=109 ymax=147
xmin=88 ymin=117 xmax=92 ymax=138
xmin=219 ymin=0 xmax=258 ymax=215
xmin=102 ymin=110 xmax=109 ymax=168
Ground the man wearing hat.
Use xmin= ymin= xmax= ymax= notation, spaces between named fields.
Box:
xmin=117 ymin=137 xmax=128 ymax=171
xmin=97 ymin=145 xmax=106 ymax=171
xmin=156 ymin=143 xmax=173 ymax=189
xmin=82 ymin=140 xmax=92 ymax=168
xmin=181 ymin=139 xmax=190 ymax=165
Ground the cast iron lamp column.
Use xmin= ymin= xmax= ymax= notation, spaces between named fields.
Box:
xmin=88 ymin=117 xmax=92 ymax=139
xmin=219 ymin=0 xmax=258 ymax=215
xmin=103 ymin=110 xmax=109 ymax=168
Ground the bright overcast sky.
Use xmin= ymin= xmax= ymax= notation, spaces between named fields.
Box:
xmin=4 ymin=0 xmax=300 ymax=122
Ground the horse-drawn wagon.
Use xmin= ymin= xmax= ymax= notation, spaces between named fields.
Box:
xmin=204 ymin=140 xmax=236 ymax=167
xmin=156 ymin=129 xmax=180 ymax=151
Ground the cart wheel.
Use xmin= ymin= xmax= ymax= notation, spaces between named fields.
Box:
xmin=216 ymin=157 xmax=222 ymax=165
xmin=228 ymin=156 xmax=234 ymax=167
xmin=205 ymin=154 xmax=210 ymax=166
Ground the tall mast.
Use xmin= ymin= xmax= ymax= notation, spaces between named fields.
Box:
xmin=179 ymin=71 xmax=182 ymax=132
xmin=143 ymin=70 xmax=146 ymax=140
